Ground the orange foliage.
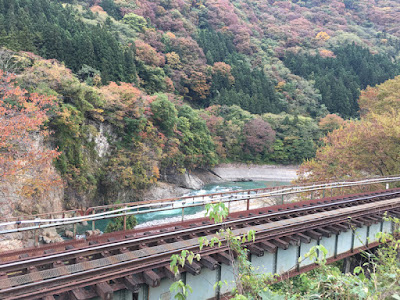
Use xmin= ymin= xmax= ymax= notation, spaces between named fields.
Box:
xmin=164 ymin=77 xmax=175 ymax=92
xmin=212 ymin=62 xmax=235 ymax=85
xmin=100 ymin=82 xmax=143 ymax=123
xmin=318 ymin=113 xmax=345 ymax=132
xmin=165 ymin=32 xmax=176 ymax=40
xmin=298 ymin=112 xmax=400 ymax=182
xmin=298 ymin=76 xmax=400 ymax=183
xmin=358 ymin=76 xmax=400 ymax=116
xmin=90 ymin=5 xmax=106 ymax=14
xmin=275 ymin=81 xmax=285 ymax=92
xmin=319 ymin=49 xmax=336 ymax=58
xmin=187 ymin=71 xmax=210 ymax=100
xmin=135 ymin=40 xmax=165 ymax=67
xmin=0 ymin=70 xmax=61 ymax=196
xmin=315 ymin=31 xmax=330 ymax=41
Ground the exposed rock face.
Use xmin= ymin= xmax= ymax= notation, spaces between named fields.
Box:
xmin=190 ymin=168 xmax=223 ymax=184
xmin=161 ymin=168 xmax=223 ymax=190
xmin=143 ymin=168 xmax=223 ymax=200
xmin=93 ymin=122 xmax=113 ymax=159
xmin=143 ymin=182 xmax=191 ymax=200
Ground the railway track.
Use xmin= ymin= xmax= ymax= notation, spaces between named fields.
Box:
xmin=0 ymin=189 xmax=397 ymax=262
xmin=1 ymin=189 xmax=400 ymax=299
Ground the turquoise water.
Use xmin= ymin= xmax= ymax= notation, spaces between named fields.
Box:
xmin=77 ymin=180 xmax=290 ymax=234
xmin=135 ymin=180 xmax=290 ymax=224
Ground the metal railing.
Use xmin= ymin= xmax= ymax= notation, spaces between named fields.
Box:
xmin=1 ymin=175 xmax=400 ymax=237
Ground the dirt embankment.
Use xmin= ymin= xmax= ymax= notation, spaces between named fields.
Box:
xmin=211 ymin=163 xmax=298 ymax=182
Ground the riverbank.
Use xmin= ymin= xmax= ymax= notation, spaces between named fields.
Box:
xmin=144 ymin=164 xmax=299 ymax=200
xmin=211 ymin=163 xmax=299 ymax=182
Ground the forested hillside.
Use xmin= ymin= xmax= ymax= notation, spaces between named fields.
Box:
xmin=297 ymin=75 xmax=400 ymax=183
xmin=1 ymin=0 xmax=400 ymax=206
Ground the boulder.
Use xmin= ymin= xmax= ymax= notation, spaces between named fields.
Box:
xmin=85 ymin=229 xmax=102 ymax=237
xmin=64 ymin=230 xmax=74 ymax=238
xmin=40 ymin=228 xmax=63 ymax=244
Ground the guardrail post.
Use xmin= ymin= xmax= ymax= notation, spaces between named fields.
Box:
xmin=181 ymin=207 xmax=184 ymax=222
xmin=123 ymin=207 xmax=127 ymax=231
xmin=34 ymin=229 xmax=38 ymax=247
xmin=246 ymin=191 xmax=250 ymax=210
xmin=73 ymin=212 xmax=77 ymax=239
xmin=92 ymin=210 xmax=95 ymax=231
xmin=281 ymin=193 xmax=284 ymax=205
xmin=34 ymin=217 xmax=40 ymax=247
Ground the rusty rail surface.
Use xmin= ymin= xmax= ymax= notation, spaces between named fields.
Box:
xmin=0 ymin=189 xmax=400 ymax=299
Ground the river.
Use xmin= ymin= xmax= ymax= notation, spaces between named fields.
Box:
xmin=76 ymin=180 xmax=290 ymax=235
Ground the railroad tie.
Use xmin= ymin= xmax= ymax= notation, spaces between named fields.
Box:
xmin=184 ymin=261 xmax=202 ymax=275
xmin=199 ymin=255 xmax=219 ymax=270
xmin=95 ymin=282 xmax=113 ymax=300
xmin=282 ymin=236 xmax=300 ymax=246
xmin=258 ymin=240 xmax=277 ymax=253
xmin=70 ymin=288 xmax=89 ymax=300
xmin=315 ymin=228 xmax=331 ymax=238
xmin=305 ymin=230 xmax=322 ymax=241
xmin=163 ymin=265 xmax=180 ymax=280
xmin=294 ymin=233 xmax=311 ymax=243
xmin=143 ymin=270 xmax=161 ymax=287
xmin=123 ymin=276 xmax=140 ymax=292
xmin=214 ymin=251 xmax=232 ymax=265
xmin=271 ymin=238 xmax=289 ymax=250
xmin=324 ymin=226 xmax=341 ymax=235
xmin=247 ymin=244 xmax=264 ymax=257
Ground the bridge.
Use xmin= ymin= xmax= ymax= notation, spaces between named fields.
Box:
xmin=0 ymin=177 xmax=400 ymax=300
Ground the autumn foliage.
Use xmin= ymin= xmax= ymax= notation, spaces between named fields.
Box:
xmin=0 ymin=70 xmax=60 ymax=197
xmin=298 ymin=76 xmax=400 ymax=183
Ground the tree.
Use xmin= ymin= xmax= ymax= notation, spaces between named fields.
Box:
xmin=297 ymin=75 xmax=400 ymax=183
xmin=166 ymin=52 xmax=182 ymax=69
xmin=315 ymin=31 xmax=330 ymax=42
xmin=298 ymin=112 xmax=400 ymax=183
xmin=358 ymin=75 xmax=400 ymax=116
xmin=0 ymin=70 xmax=60 ymax=197
xmin=150 ymin=94 xmax=178 ymax=135
xmin=243 ymin=118 xmax=276 ymax=155
xmin=105 ymin=215 xmax=137 ymax=232
xmin=318 ymin=113 xmax=345 ymax=134
xmin=121 ymin=13 xmax=147 ymax=32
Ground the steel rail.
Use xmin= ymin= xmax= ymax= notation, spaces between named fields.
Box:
xmin=1 ymin=189 xmax=399 ymax=274
xmin=1 ymin=197 xmax=400 ymax=300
